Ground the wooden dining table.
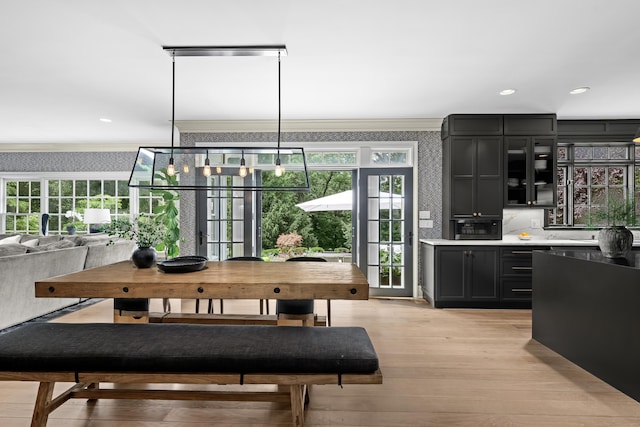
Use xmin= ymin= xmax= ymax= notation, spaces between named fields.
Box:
xmin=35 ymin=260 xmax=370 ymax=323
xmin=36 ymin=260 xmax=369 ymax=299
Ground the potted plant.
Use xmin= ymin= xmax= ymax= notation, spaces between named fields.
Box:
xmin=64 ymin=210 xmax=83 ymax=235
xmin=593 ymin=196 xmax=637 ymax=258
xmin=103 ymin=214 xmax=166 ymax=268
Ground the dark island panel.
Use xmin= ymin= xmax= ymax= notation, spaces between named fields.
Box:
xmin=532 ymin=250 xmax=640 ymax=403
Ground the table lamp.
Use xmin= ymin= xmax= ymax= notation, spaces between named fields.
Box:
xmin=83 ymin=209 xmax=111 ymax=233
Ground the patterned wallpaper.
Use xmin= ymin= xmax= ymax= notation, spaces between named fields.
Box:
xmin=0 ymin=152 xmax=135 ymax=172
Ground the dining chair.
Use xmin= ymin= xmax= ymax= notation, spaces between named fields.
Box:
xmin=204 ymin=256 xmax=266 ymax=315
xmin=277 ymin=256 xmax=330 ymax=326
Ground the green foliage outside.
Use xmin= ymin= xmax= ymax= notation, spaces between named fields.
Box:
xmin=151 ymin=169 xmax=181 ymax=258
xmin=261 ymin=170 xmax=353 ymax=252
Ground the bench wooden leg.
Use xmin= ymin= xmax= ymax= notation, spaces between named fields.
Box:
xmin=31 ymin=382 xmax=54 ymax=427
xmin=290 ymin=384 xmax=305 ymax=427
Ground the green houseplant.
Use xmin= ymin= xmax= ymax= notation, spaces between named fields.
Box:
xmin=151 ymin=168 xmax=180 ymax=258
xmin=593 ymin=196 xmax=637 ymax=258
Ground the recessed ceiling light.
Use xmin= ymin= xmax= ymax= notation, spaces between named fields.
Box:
xmin=499 ymin=89 xmax=517 ymax=96
xmin=569 ymin=87 xmax=590 ymax=95
xmin=99 ymin=118 xmax=112 ymax=123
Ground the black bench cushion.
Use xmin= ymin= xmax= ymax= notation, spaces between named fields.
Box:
xmin=0 ymin=323 xmax=379 ymax=374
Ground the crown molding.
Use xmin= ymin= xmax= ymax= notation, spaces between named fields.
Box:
xmin=174 ymin=118 xmax=443 ymax=133
xmin=0 ymin=142 xmax=165 ymax=153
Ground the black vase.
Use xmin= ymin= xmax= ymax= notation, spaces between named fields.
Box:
xmin=598 ymin=226 xmax=633 ymax=258
xmin=131 ymin=246 xmax=157 ymax=268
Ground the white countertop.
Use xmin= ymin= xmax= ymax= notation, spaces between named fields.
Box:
xmin=420 ymin=235 xmax=602 ymax=246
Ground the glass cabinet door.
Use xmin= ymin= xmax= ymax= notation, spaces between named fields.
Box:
xmin=532 ymin=137 xmax=556 ymax=207
xmin=505 ymin=138 xmax=528 ymax=206
xmin=505 ymin=137 xmax=556 ymax=208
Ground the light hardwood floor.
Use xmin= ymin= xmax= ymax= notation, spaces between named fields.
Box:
xmin=1 ymin=298 xmax=639 ymax=426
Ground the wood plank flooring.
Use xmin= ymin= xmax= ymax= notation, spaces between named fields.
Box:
xmin=1 ymin=298 xmax=639 ymax=426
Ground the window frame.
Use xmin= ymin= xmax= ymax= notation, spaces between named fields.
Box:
xmin=546 ymin=141 xmax=639 ymax=229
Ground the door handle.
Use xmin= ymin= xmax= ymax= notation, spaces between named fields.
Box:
xmin=408 ymin=231 xmax=413 ymax=246
xmin=199 ymin=230 xmax=204 ymax=245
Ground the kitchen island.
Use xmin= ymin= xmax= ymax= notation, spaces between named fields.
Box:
xmin=532 ymin=250 xmax=640 ymax=403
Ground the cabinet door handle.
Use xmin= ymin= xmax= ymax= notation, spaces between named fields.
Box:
xmin=532 ymin=200 xmax=537 ymax=205
xmin=511 ymin=288 xmax=533 ymax=293
xmin=477 ymin=212 xmax=482 ymax=216
xmin=511 ymin=266 xmax=533 ymax=271
xmin=511 ymin=250 xmax=533 ymax=254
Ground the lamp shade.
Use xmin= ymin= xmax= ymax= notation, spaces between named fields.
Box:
xmin=83 ymin=209 xmax=111 ymax=224
xmin=634 ymin=128 xmax=640 ymax=143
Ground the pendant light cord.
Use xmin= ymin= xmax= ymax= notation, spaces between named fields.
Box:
xmin=278 ymin=51 xmax=281 ymax=148
xmin=171 ymin=52 xmax=176 ymax=155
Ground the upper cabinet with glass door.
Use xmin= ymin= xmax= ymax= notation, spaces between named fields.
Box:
xmin=504 ymin=115 xmax=557 ymax=208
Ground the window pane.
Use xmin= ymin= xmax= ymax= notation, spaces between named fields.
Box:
xmin=575 ymin=147 xmax=592 ymax=160
xmin=591 ymin=167 xmax=606 ymax=185
xmin=609 ymin=146 xmax=627 ymax=160
xmin=104 ymin=180 xmax=115 ymax=196
xmin=609 ymin=167 xmax=625 ymax=185
xmin=89 ymin=180 xmax=102 ymax=197
xmin=75 ymin=181 xmax=87 ymax=197
xmin=574 ymin=167 xmax=587 ymax=185
xmin=557 ymin=146 xmax=568 ymax=161
xmin=49 ymin=181 xmax=59 ymax=196
xmin=593 ymin=147 xmax=607 ymax=160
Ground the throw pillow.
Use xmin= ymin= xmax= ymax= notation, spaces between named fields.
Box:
xmin=0 ymin=235 xmax=21 ymax=245
xmin=21 ymin=238 xmax=40 ymax=247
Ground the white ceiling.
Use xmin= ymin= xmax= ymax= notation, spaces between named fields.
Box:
xmin=2 ymin=0 xmax=640 ymax=147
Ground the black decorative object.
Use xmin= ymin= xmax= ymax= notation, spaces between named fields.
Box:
xmin=157 ymin=256 xmax=207 ymax=273
xmin=598 ymin=226 xmax=633 ymax=258
xmin=131 ymin=247 xmax=157 ymax=268
xmin=41 ymin=213 xmax=49 ymax=236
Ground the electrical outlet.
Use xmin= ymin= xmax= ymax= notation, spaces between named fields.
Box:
xmin=531 ymin=219 xmax=541 ymax=229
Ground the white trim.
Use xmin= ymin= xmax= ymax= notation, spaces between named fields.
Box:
xmin=0 ymin=142 xmax=155 ymax=152
xmin=176 ymin=118 xmax=443 ymax=133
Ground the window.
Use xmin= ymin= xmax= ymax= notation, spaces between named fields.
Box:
xmin=547 ymin=143 xmax=640 ymax=227
xmin=4 ymin=180 xmax=41 ymax=234
xmin=3 ymin=177 xmax=133 ymax=235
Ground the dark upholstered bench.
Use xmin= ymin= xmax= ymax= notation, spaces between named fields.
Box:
xmin=0 ymin=323 xmax=381 ymax=427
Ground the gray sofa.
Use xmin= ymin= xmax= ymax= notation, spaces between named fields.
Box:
xmin=0 ymin=233 xmax=136 ymax=330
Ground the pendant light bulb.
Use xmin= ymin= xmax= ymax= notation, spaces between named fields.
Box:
xmin=275 ymin=158 xmax=285 ymax=177
xmin=167 ymin=158 xmax=175 ymax=176
xmin=203 ymin=157 xmax=211 ymax=177
xmin=239 ymin=157 xmax=248 ymax=178
xmin=216 ymin=166 xmax=222 ymax=174
xmin=183 ymin=163 xmax=190 ymax=174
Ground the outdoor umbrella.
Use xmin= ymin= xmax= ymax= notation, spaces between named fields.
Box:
xmin=295 ymin=190 xmax=402 ymax=212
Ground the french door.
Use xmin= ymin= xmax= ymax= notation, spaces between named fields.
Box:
xmin=195 ymin=169 xmax=260 ymax=260
xmin=358 ymin=168 xmax=413 ymax=297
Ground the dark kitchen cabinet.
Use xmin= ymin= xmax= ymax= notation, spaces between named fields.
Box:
xmin=435 ymin=247 xmax=499 ymax=307
xmin=500 ymin=246 xmax=550 ymax=307
xmin=505 ymin=136 xmax=556 ymax=208
xmin=442 ymin=115 xmax=504 ymax=239
xmin=504 ymin=114 xmax=557 ymax=208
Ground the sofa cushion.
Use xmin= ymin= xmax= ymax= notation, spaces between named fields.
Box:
xmin=0 ymin=235 xmax=21 ymax=245
xmin=27 ymin=240 xmax=76 ymax=253
xmin=75 ymin=233 xmax=114 ymax=246
xmin=0 ymin=244 xmax=29 ymax=257
xmin=37 ymin=236 xmax=62 ymax=246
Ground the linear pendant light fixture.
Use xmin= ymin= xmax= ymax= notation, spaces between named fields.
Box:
xmin=128 ymin=45 xmax=309 ymax=191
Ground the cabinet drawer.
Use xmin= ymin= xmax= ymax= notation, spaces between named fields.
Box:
xmin=502 ymin=258 xmax=533 ymax=275
xmin=502 ymin=279 xmax=532 ymax=300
